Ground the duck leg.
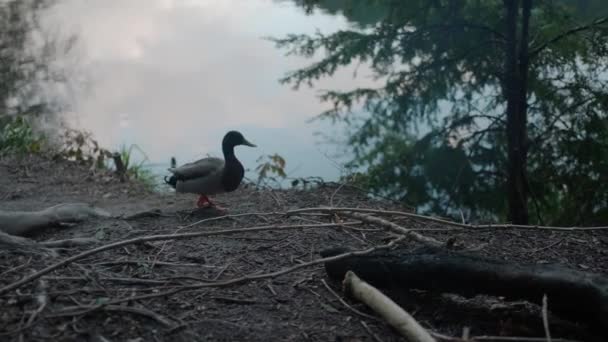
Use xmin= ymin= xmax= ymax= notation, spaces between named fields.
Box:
xmin=207 ymin=198 xmax=227 ymax=212
xmin=196 ymin=195 xmax=226 ymax=212
xmin=196 ymin=195 xmax=211 ymax=208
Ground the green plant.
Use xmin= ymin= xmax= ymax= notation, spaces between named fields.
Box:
xmin=58 ymin=129 xmax=156 ymax=189
xmin=0 ymin=116 xmax=44 ymax=154
xmin=116 ymin=143 xmax=156 ymax=189
xmin=255 ymin=154 xmax=287 ymax=186
xmin=58 ymin=128 xmax=112 ymax=168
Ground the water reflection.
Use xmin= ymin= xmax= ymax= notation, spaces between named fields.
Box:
xmin=40 ymin=0 xmax=375 ymax=184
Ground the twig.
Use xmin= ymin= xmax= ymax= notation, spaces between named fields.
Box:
xmin=213 ymin=260 xmax=234 ymax=281
xmin=320 ymin=279 xmax=379 ymax=321
xmin=266 ymin=283 xmax=277 ymax=296
xmin=58 ymin=237 xmax=407 ymax=309
xmin=26 ymin=280 xmax=48 ymax=326
xmin=529 ymin=239 xmax=563 ymax=254
xmin=92 ymin=260 xmax=216 ymax=268
xmin=0 ymin=257 xmax=31 ymax=278
xmin=177 ymin=211 xmax=285 ymax=230
xmin=0 ymin=279 xmax=49 ymax=336
xmin=342 ymin=212 xmax=443 ymax=247
xmin=0 ymin=221 xmax=358 ymax=295
xmin=295 ymin=215 xmax=369 ymax=244
xmin=360 ymin=320 xmax=385 ymax=342
xmin=150 ymin=241 xmax=170 ymax=270
xmin=40 ymin=238 xmax=98 ymax=248
xmin=188 ymin=237 xmax=405 ymax=289
xmin=329 ymin=182 xmax=346 ymax=207
xmin=211 ymin=296 xmax=258 ymax=305
xmin=542 ymin=294 xmax=552 ymax=342
xmin=48 ymin=304 xmax=174 ymax=328
xmin=288 ymin=207 xmax=608 ymax=231
xmin=42 ymin=276 xmax=179 ymax=286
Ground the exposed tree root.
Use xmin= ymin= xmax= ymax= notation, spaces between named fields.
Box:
xmin=0 ymin=203 xmax=110 ymax=236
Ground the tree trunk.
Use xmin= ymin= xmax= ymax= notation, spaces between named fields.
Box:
xmin=503 ymin=0 xmax=529 ymax=224
xmin=518 ymin=0 xmax=532 ymax=220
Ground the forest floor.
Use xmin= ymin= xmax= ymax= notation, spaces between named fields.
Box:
xmin=1 ymin=154 xmax=607 ymax=342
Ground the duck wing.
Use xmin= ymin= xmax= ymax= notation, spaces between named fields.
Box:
xmin=168 ymin=157 xmax=224 ymax=181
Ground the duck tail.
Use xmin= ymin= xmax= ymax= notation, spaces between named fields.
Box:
xmin=164 ymin=175 xmax=177 ymax=189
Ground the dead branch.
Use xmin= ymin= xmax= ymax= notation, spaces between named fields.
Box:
xmin=287 ymin=207 xmax=608 ymax=231
xmin=0 ymin=221 xmax=363 ymax=295
xmin=0 ymin=257 xmax=32 ymax=278
xmin=360 ymin=320 xmax=385 ymax=342
xmin=341 ymin=212 xmax=443 ymax=247
xmin=40 ymin=238 xmax=98 ymax=248
xmin=42 ymin=276 xmax=182 ymax=286
xmin=176 ymin=211 xmax=286 ymax=231
xmin=48 ymin=304 xmax=174 ymax=328
xmin=92 ymin=260 xmax=216 ymax=268
xmin=343 ymin=271 xmax=436 ymax=342
xmin=26 ymin=280 xmax=48 ymax=327
xmin=320 ymin=279 xmax=379 ymax=321
xmin=52 ymin=237 xmax=408 ymax=312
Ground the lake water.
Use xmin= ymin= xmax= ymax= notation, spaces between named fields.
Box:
xmin=39 ymin=0 xmax=376 ymax=186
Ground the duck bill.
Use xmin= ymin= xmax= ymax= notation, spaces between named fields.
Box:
xmin=242 ymin=139 xmax=256 ymax=147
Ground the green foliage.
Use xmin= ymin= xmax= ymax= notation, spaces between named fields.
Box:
xmin=116 ymin=144 xmax=156 ymax=189
xmin=255 ymin=153 xmax=287 ymax=186
xmin=0 ymin=116 xmax=44 ymax=154
xmin=277 ymin=0 xmax=608 ymax=224
xmin=58 ymin=129 xmax=111 ymax=167
xmin=57 ymin=130 xmax=156 ymax=189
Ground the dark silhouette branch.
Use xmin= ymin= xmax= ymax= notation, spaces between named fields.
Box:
xmin=530 ymin=16 xmax=608 ymax=58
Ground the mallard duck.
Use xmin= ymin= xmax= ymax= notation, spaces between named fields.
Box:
xmin=164 ymin=131 xmax=256 ymax=209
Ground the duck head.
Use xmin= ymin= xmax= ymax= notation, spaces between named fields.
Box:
xmin=222 ymin=130 xmax=256 ymax=150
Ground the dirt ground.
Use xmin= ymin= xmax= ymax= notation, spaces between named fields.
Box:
xmin=1 ymin=154 xmax=607 ymax=341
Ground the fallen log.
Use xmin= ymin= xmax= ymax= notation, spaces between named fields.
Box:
xmin=321 ymin=246 xmax=608 ymax=332
xmin=0 ymin=203 xmax=111 ymax=236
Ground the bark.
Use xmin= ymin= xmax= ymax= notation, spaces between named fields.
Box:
xmin=321 ymin=246 xmax=608 ymax=334
xmin=503 ymin=0 xmax=530 ymax=224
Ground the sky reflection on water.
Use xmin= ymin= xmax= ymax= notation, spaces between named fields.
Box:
xmin=40 ymin=0 xmax=377 ymax=183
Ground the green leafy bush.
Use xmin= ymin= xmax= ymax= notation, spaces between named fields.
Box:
xmin=0 ymin=116 xmax=44 ymax=154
